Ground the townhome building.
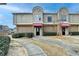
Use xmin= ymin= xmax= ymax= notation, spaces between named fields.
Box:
xmin=13 ymin=6 xmax=79 ymax=36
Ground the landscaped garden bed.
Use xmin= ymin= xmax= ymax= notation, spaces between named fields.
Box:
xmin=0 ymin=36 xmax=11 ymax=56
xmin=12 ymin=33 xmax=34 ymax=38
xmin=43 ymin=32 xmax=57 ymax=36
xmin=69 ymin=32 xmax=79 ymax=35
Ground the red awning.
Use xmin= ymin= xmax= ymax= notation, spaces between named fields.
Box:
xmin=60 ymin=22 xmax=70 ymax=27
xmin=33 ymin=23 xmax=43 ymax=27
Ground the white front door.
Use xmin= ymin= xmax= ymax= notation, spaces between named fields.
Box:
xmin=62 ymin=27 xmax=65 ymax=35
xmin=62 ymin=27 xmax=69 ymax=35
xmin=34 ymin=27 xmax=43 ymax=36
xmin=36 ymin=27 xmax=40 ymax=36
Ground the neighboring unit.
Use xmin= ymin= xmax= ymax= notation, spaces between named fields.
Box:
xmin=0 ymin=25 xmax=9 ymax=36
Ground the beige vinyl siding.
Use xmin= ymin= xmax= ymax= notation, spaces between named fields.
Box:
xmin=15 ymin=14 xmax=33 ymax=24
xmin=43 ymin=14 xmax=58 ymax=23
xmin=69 ymin=25 xmax=79 ymax=32
xmin=69 ymin=14 xmax=79 ymax=23
xmin=43 ymin=25 xmax=57 ymax=32
xmin=17 ymin=25 xmax=33 ymax=33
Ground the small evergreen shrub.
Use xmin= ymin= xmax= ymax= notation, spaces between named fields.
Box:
xmin=43 ymin=32 xmax=57 ymax=36
xmin=69 ymin=32 xmax=79 ymax=35
xmin=12 ymin=33 xmax=25 ymax=38
xmin=12 ymin=33 xmax=34 ymax=38
xmin=27 ymin=33 xmax=34 ymax=38
xmin=0 ymin=36 xmax=11 ymax=56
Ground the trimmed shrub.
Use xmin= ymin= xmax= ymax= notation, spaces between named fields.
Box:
xmin=27 ymin=33 xmax=34 ymax=38
xmin=43 ymin=32 xmax=57 ymax=36
xmin=0 ymin=36 xmax=11 ymax=56
xmin=0 ymin=50 xmax=4 ymax=56
xmin=12 ymin=33 xmax=25 ymax=38
xmin=69 ymin=32 xmax=79 ymax=35
xmin=12 ymin=33 xmax=19 ymax=38
xmin=12 ymin=33 xmax=34 ymax=38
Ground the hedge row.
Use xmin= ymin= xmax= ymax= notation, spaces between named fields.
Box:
xmin=0 ymin=36 xmax=11 ymax=56
xmin=69 ymin=32 xmax=79 ymax=35
xmin=43 ymin=32 xmax=57 ymax=36
xmin=12 ymin=33 xmax=34 ymax=38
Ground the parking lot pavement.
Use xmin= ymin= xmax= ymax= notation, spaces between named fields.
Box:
xmin=7 ymin=40 xmax=28 ymax=56
xmin=33 ymin=36 xmax=79 ymax=56
xmin=8 ymin=35 xmax=79 ymax=56
xmin=69 ymin=36 xmax=79 ymax=40
xmin=23 ymin=43 xmax=46 ymax=56
xmin=8 ymin=36 xmax=46 ymax=56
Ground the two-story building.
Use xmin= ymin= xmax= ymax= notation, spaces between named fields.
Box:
xmin=0 ymin=25 xmax=9 ymax=36
xmin=13 ymin=6 xmax=79 ymax=36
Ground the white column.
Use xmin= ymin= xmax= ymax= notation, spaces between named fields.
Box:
xmin=58 ymin=26 xmax=62 ymax=35
xmin=65 ymin=28 xmax=69 ymax=36
xmin=34 ymin=27 xmax=36 ymax=36
xmin=57 ymin=24 xmax=59 ymax=35
xmin=78 ymin=26 xmax=79 ymax=32
xmin=40 ymin=28 xmax=43 ymax=36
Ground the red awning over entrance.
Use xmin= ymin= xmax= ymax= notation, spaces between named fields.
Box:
xmin=33 ymin=23 xmax=43 ymax=27
xmin=60 ymin=22 xmax=70 ymax=27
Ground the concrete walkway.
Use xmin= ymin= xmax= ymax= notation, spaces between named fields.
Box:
xmin=33 ymin=36 xmax=79 ymax=56
xmin=8 ymin=35 xmax=46 ymax=56
xmin=15 ymin=39 xmax=46 ymax=56
xmin=24 ymin=43 xmax=46 ymax=56
xmin=7 ymin=40 xmax=28 ymax=56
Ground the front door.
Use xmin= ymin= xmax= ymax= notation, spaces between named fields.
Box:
xmin=36 ymin=27 xmax=40 ymax=36
xmin=62 ymin=27 xmax=65 ymax=35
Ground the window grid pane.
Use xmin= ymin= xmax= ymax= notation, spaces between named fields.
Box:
xmin=48 ymin=16 xmax=52 ymax=22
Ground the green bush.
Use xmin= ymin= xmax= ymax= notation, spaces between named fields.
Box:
xmin=12 ymin=33 xmax=19 ymax=38
xmin=26 ymin=33 xmax=34 ymax=38
xmin=0 ymin=50 xmax=4 ymax=56
xmin=0 ymin=36 xmax=11 ymax=56
xmin=43 ymin=32 xmax=57 ymax=36
xmin=12 ymin=33 xmax=25 ymax=38
xmin=69 ymin=32 xmax=79 ymax=35
xmin=12 ymin=33 xmax=34 ymax=38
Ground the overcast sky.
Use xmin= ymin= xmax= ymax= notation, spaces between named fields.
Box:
xmin=0 ymin=3 xmax=79 ymax=28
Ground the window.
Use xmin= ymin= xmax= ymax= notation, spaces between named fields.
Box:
xmin=47 ymin=16 xmax=52 ymax=22
xmin=34 ymin=15 xmax=41 ymax=23
xmin=39 ymin=17 xmax=41 ymax=21
xmin=61 ymin=15 xmax=66 ymax=21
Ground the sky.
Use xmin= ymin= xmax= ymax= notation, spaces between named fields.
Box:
xmin=0 ymin=3 xmax=79 ymax=28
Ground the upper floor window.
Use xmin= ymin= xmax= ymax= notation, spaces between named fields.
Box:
xmin=39 ymin=17 xmax=41 ymax=21
xmin=61 ymin=15 xmax=66 ymax=21
xmin=34 ymin=15 xmax=41 ymax=21
xmin=47 ymin=16 xmax=52 ymax=22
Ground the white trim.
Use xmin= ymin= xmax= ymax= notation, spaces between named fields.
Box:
xmin=43 ymin=23 xmax=53 ymax=24
xmin=33 ymin=22 xmax=43 ymax=23
xmin=43 ymin=23 xmax=58 ymax=25
xmin=70 ymin=23 xmax=79 ymax=25
xmin=15 ymin=23 xmax=79 ymax=25
xmin=15 ymin=23 xmax=33 ymax=25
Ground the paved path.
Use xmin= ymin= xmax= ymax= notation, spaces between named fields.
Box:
xmin=7 ymin=40 xmax=28 ymax=56
xmin=24 ymin=43 xmax=46 ymax=56
xmin=15 ymin=39 xmax=46 ymax=56
xmin=8 ymin=35 xmax=46 ymax=56
xmin=33 ymin=36 xmax=79 ymax=56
